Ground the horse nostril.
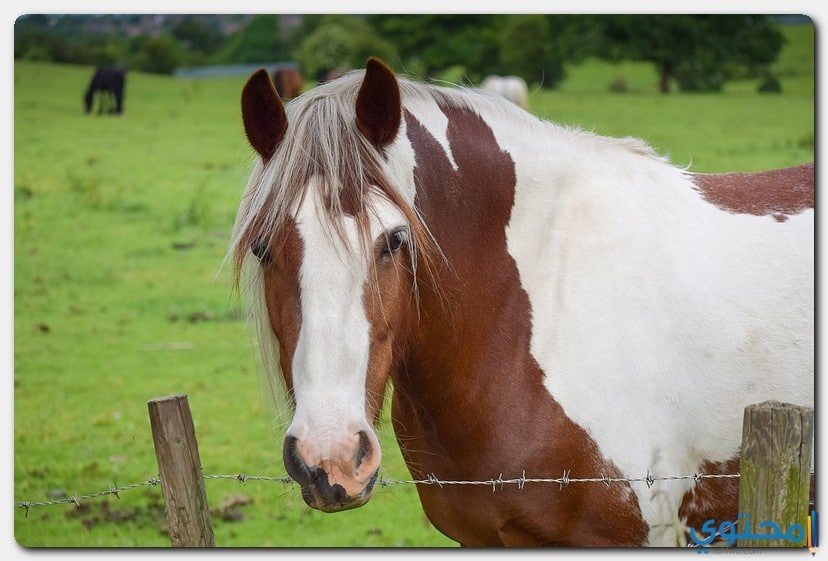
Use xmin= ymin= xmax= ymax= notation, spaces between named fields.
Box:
xmin=355 ymin=431 xmax=371 ymax=469
xmin=283 ymin=435 xmax=309 ymax=483
xmin=331 ymin=482 xmax=347 ymax=503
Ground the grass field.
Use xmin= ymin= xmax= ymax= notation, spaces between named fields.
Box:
xmin=13 ymin=24 xmax=813 ymax=547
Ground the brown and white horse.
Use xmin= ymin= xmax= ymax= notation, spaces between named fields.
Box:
xmin=230 ymin=59 xmax=813 ymax=546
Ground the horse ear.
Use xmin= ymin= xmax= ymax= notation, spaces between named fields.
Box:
xmin=241 ymin=69 xmax=287 ymax=160
xmin=356 ymin=57 xmax=401 ymax=146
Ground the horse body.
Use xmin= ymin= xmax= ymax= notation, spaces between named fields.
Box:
xmin=481 ymin=75 xmax=529 ymax=109
xmin=494 ymin=119 xmax=812 ymax=544
xmin=84 ymin=65 xmax=125 ymax=114
xmin=391 ymin=94 xmax=813 ymax=545
xmin=232 ymin=62 xmax=813 ymax=546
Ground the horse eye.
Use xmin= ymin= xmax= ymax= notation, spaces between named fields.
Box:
xmin=381 ymin=227 xmax=408 ymax=258
xmin=251 ymin=239 xmax=271 ymax=263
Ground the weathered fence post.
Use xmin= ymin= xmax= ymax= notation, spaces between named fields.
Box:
xmin=148 ymin=394 xmax=215 ymax=547
xmin=737 ymin=400 xmax=813 ymax=548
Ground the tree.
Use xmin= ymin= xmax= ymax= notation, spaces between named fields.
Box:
xmin=367 ymin=15 xmax=503 ymax=81
xmin=172 ymin=17 xmax=223 ymax=57
xmin=296 ymin=18 xmax=394 ymax=81
xmin=598 ymin=15 xmax=784 ymax=93
xmin=296 ymin=23 xmax=353 ymax=79
xmin=368 ymin=15 xmax=595 ymax=87
xmin=499 ymin=15 xmax=563 ymax=88
xmin=132 ymin=35 xmax=181 ymax=74
xmin=212 ymin=15 xmax=290 ymax=63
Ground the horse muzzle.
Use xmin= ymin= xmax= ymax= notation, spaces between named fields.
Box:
xmin=283 ymin=431 xmax=381 ymax=512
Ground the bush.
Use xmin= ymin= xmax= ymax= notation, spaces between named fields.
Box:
xmin=798 ymin=132 xmax=814 ymax=149
xmin=674 ymin=55 xmax=728 ymax=92
xmin=211 ymin=15 xmax=289 ymax=64
xmin=758 ymin=72 xmax=782 ymax=93
xmin=296 ymin=20 xmax=394 ymax=80
xmin=20 ymin=44 xmax=51 ymax=62
xmin=607 ymin=77 xmax=629 ymax=93
xmin=434 ymin=65 xmax=469 ymax=85
xmin=131 ymin=36 xmax=181 ymax=74
xmin=499 ymin=15 xmax=565 ymax=88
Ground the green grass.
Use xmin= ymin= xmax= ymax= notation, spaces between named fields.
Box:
xmin=14 ymin=23 xmax=813 ymax=547
xmin=531 ymin=24 xmax=814 ymax=172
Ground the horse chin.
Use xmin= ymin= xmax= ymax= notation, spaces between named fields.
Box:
xmin=303 ymin=491 xmax=371 ymax=513
xmin=299 ymin=471 xmax=377 ymax=513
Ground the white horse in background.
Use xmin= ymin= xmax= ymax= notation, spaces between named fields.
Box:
xmin=481 ymin=75 xmax=529 ymax=109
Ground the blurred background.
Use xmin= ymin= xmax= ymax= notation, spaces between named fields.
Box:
xmin=14 ymin=14 xmax=813 ymax=547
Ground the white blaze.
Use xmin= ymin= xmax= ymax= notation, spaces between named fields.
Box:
xmin=287 ymin=177 xmax=408 ymax=450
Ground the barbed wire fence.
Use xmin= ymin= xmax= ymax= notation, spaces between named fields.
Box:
xmin=15 ymin=470 xmax=745 ymax=515
xmin=14 ymin=396 xmax=815 ymax=549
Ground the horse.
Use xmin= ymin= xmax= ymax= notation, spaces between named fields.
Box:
xmin=230 ymin=59 xmax=813 ymax=546
xmin=481 ymin=75 xmax=529 ymax=110
xmin=84 ymin=65 xmax=125 ymax=115
xmin=317 ymin=67 xmax=347 ymax=85
xmin=272 ymin=66 xmax=303 ymax=100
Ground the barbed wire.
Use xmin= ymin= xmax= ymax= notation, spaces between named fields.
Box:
xmin=15 ymin=469 xmax=747 ymax=515
xmin=381 ymin=470 xmax=741 ymax=491
xmin=203 ymin=473 xmax=294 ymax=484
xmin=15 ymin=477 xmax=161 ymax=516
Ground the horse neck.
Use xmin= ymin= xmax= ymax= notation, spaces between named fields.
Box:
xmin=392 ymin=102 xmax=568 ymax=450
xmin=392 ymin=98 xmax=697 ymax=449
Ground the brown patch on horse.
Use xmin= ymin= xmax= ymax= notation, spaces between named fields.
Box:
xmin=692 ymin=163 xmax=813 ymax=221
xmin=241 ymin=69 xmax=287 ymax=160
xmin=393 ymin=105 xmax=648 ymax=546
xmin=355 ymin=58 xmax=401 ymax=146
xmin=261 ymin=218 xmax=303 ymax=397
xmin=678 ymin=457 xmax=740 ymax=538
xmin=362 ymin=236 xmax=416 ymax=424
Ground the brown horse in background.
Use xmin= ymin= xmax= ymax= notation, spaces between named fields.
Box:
xmin=272 ymin=67 xmax=303 ymax=100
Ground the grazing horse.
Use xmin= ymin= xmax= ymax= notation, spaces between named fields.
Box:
xmin=481 ymin=75 xmax=529 ymax=110
xmin=84 ymin=65 xmax=125 ymax=114
xmin=230 ymin=60 xmax=813 ymax=546
xmin=272 ymin=66 xmax=303 ymax=100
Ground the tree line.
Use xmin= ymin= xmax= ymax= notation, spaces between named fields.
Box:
xmin=15 ymin=14 xmax=787 ymax=93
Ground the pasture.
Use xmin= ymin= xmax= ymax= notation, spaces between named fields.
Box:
xmin=13 ymin=24 xmax=813 ymax=547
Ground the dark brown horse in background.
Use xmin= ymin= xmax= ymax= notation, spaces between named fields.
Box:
xmin=84 ymin=65 xmax=125 ymax=115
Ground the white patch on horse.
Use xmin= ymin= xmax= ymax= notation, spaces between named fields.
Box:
xmin=384 ymin=116 xmax=418 ymax=205
xmin=461 ymin=107 xmax=813 ymax=545
xmin=287 ymin=176 xmax=409 ymax=447
xmin=402 ymin=96 xmax=459 ymax=171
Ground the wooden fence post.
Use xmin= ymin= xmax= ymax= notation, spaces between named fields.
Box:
xmin=148 ymin=394 xmax=215 ymax=547
xmin=737 ymin=400 xmax=813 ymax=548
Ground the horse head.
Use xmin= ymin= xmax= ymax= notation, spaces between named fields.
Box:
xmin=83 ymin=87 xmax=94 ymax=114
xmin=232 ymin=59 xmax=430 ymax=512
